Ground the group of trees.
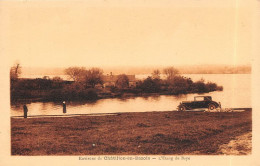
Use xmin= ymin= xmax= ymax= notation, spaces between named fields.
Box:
xmin=136 ymin=67 xmax=223 ymax=94
xmin=65 ymin=67 xmax=132 ymax=89
xmin=65 ymin=67 xmax=103 ymax=88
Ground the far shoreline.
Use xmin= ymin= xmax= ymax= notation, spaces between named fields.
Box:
xmin=10 ymin=91 xmax=221 ymax=104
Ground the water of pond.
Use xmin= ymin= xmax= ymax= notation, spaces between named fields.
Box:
xmin=11 ymin=74 xmax=251 ymax=117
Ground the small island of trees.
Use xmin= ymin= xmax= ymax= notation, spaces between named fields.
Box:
xmin=10 ymin=64 xmax=223 ymax=102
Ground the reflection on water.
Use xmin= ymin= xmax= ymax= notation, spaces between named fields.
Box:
xmin=11 ymin=95 xmax=187 ymax=116
xmin=11 ymin=74 xmax=251 ymax=116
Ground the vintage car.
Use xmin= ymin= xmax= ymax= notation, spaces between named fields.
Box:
xmin=177 ymin=96 xmax=221 ymax=111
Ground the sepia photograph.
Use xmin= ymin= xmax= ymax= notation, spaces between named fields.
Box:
xmin=1 ymin=0 xmax=260 ymax=165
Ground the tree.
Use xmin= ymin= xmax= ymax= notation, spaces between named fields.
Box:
xmin=64 ymin=67 xmax=86 ymax=82
xmin=152 ymin=69 xmax=161 ymax=79
xmin=10 ymin=63 xmax=21 ymax=80
xmin=115 ymin=74 xmax=129 ymax=89
xmin=138 ymin=77 xmax=161 ymax=93
xmin=163 ymin=67 xmax=179 ymax=87
xmin=85 ymin=68 xmax=104 ymax=88
xmin=163 ymin=67 xmax=179 ymax=80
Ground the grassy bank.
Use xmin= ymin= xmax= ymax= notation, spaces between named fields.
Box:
xmin=11 ymin=110 xmax=251 ymax=155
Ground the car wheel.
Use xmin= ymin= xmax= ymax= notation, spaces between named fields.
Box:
xmin=178 ymin=105 xmax=186 ymax=111
xmin=208 ymin=104 xmax=216 ymax=110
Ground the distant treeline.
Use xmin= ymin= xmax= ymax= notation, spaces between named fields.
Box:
xmin=11 ymin=66 xmax=223 ymax=102
xmin=177 ymin=65 xmax=251 ymax=74
xmin=20 ymin=65 xmax=251 ymax=76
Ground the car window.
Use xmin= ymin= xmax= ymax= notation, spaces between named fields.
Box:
xmin=204 ymin=96 xmax=212 ymax=101
xmin=194 ymin=97 xmax=204 ymax=101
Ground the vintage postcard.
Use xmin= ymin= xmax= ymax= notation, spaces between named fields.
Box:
xmin=0 ymin=0 xmax=260 ymax=165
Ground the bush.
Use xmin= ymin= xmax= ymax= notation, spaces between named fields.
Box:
xmin=49 ymin=89 xmax=63 ymax=101
xmin=137 ymin=77 xmax=161 ymax=93
xmin=61 ymin=83 xmax=98 ymax=100
xmin=171 ymin=76 xmax=190 ymax=94
xmin=216 ymin=86 xmax=223 ymax=91
xmin=205 ymin=82 xmax=217 ymax=92
xmin=84 ymin=88 xmax=98 ymax=100
xmin=192 ymin=80 xmax=207 ymax=93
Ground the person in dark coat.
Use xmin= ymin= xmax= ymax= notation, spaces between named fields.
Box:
xmin=23 ymin=105 xmax=28 ymax=118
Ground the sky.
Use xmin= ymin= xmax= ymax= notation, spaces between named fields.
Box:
xmin=0 ymin=0 xmax=258 ymax=68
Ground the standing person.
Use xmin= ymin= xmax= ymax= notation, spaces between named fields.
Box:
xmin=63 ymin=101 xmax=66 ymax=113
xmin=23 ymin=105 xmax=28 ymax=118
